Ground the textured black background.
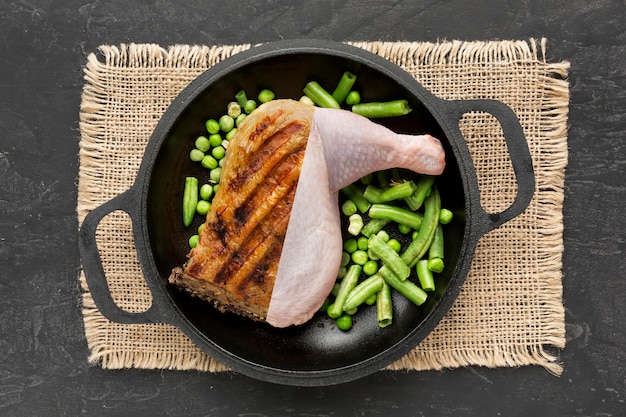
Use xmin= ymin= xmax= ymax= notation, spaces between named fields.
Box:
xmin=1 ymin=1 xmax=625 ymax=416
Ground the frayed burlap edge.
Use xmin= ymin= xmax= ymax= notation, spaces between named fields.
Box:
xmin=77 ymin=39 xmax=569 ymax=376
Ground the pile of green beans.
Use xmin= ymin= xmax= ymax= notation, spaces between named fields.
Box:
xmin=319 ymin=170 xmax=453 ymax=331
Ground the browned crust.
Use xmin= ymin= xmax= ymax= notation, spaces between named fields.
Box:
xmin=168 ymin=100 xmax=314 ymax=320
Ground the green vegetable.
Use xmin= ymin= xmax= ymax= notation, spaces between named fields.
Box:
xmin=209 ymin=167 xmax=222 ymax=183
xmin=303 ymin=81 xmax=340 ymax=109
xmin=343 ymin=239 xmax=357 ymax=253
xmin=378 ymin=180 xmax=417 ymax=202
xmin=347 ymin=213 xmax=364 ymax=235
xmin=343 ymin=274 xmax=384 ymax=311
xmin=243 ymin=99 xmax=257 ymax=114
xmin=199 ymin=183 xmax=213 ymax=201
xmin=356 ymin=236 xmax=369 ymax=251
xmin=351 ymin=250 xmax=368 ymax=266
xmin=427 ymin=258 xmax=444 ymax=273
xmin=368 ymin=204 xmax=423 ymax=230
xmin=378 ymin=266 xmax=427 ymax=306
xmin=235 ymin=90 xmax=248 ymax=107
xmin=327 ymin=265 xmax=361 ymax=319
xmin=209 ymin=134 xmax=222 ymax=147
xmin=227 ymin=101 xmax=241 ymax=118
xmin=340 ymin=184 xmax=371 ymax=213
xmin=196 ymin=200 xmax=211 ymax=216
xmin=361 ymin=218 xmax=390 ymax=238
xmin=416 ymin=259 xmax=435 ymax=291
xmin=363 ymin=185 xmax=384 ymax=204
xmin=340 ymin=251 xmax=351 ymax=267
xmin=368 ymin=234 xmax=410 ymax=280
xmin=225 ymin=128 xmax=237 ymax=140
xmin=360 ymin=173 xmax=374 ymax=185
xmin=351 ymin=100 xmax=412 ymax=118
xmin=201 ymin=155 xmax=218 ymax=170
xmin=299 ymin=95 xmax=315 ymax=106
xmin=387 ymin=238 xmax=401 ymax=252
xmin=341 ymin=199 xmax=357 ymax=216
xmin=195 ymin=136 xmax=210 ymax=152
xmin=439 ymin=208 xmax=454 ymax=224
xmin=219 ymin=115 xmax=234 ymax=132
xmin=235 ymin=113 xmax=247 ymax=126
xmin=331 ymin=71 xmax=357 ymax=104
xmin=188 ymin=234 xmax=199 ymax=248
xmin=318 ymin=298 xmax=331 ymax=313
xmin=397 ymin=223 xmax=412 ymax=235
xmin=182 ymin=176 xmax=199 ymax=227
xmin=429 ymin=224 xmax=444 ymax=260
xmin=345 ymin=90 xmax=361 ymax=105
xmin=211 ymin=145 xmax=226 ymax=160
xmin=362 ymin=259 xmax=379 ymax=276
xmin=376 ymin=280 xmax=393 ymax=328
xmin=205 ymin=119 xmax=220 ymax=134
xmin=336 ymin=315 xmax=353 ymax=331
xmin=258 ymin=89 xmax=275 ymax=103
xmin=189 ymin=149 xmax=204 ymax=162
xmin=404 ymin=175 xmax=436 ymax=211
xmin=400 ymin=187 xmax=441 ymax=268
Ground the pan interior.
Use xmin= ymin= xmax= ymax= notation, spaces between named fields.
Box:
xmin=146 ymin=51 xmax=466 ymax=373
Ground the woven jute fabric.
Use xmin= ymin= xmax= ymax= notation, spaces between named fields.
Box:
xmin=77 ymin=39 xmax=569 ymax=375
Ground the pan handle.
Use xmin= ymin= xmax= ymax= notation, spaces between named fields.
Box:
xmin=79 ymin=187 xmax=171 ymax=325
xmin=442 ymin=98 xmax=535 ymax=233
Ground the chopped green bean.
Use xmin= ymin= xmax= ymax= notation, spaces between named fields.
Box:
xmin=378 ymin=266 xmax=427 ymax=306
xmin=352 ymin=100 xmax=412 ymax=118
xmin=405 ymin=175 xmax=436 ymax=211
xmin=368 ymin=204 xmax=423 ymax=230
xmin=341 ymin=184 xmax=371 ymax=213
xmin=429 ymin=224 xmax=444 ymax=260
xmin=368 ymin=234 xmax=410 ymax=280
xmin=400 ymin=187 xmax=441 ymax=268
xmin=331 ymin=71 xmax=357 ymax=104
xmin=235 ymin=90 xmax=248 ymax=107
xmin=427 ymin=258 xmax=444 ymax=273
xmin=182 ymin=176 xmax=198 ymax=227
xmin=363 ymin=185 xmax=385 ymax=203
xmin=376 ymin=280 xmax=393 ymax=328
xmin=361 ymin=218 xmax=389 ymax=238
xmin=378 ymin=180 xmax=417 ymax=202
xmin=303 ymin=81 xmax=340 ymax=109
xmin=328 ymin=265 xmax=361 ymax=319
xmin=343 ymin=274 xmax=384 ymax=311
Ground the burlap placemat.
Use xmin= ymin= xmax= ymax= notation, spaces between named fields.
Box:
xmin=77 ymin=39 xmax=569 ymax=375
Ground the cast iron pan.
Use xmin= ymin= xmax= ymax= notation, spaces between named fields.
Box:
xmin=79 ymin=39 xmax=535 ymax=386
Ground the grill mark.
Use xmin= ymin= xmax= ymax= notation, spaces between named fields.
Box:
xmin=232 ymin=150 xmax=304 ymax=231
xmin=211 ymin=188 xmax=294 ymax=289
xmin=228 ymin=120 xmax=308 ymax=193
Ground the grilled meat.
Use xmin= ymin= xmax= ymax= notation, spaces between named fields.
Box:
xmin=169 ymin=99 xmax=445 ymax=327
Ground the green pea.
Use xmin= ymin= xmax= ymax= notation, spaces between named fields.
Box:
xmin=258 ymin=89 xmax=275 ymax=103
xmin=195 ymin=135 xmax=210 ymax=152
xmin=336 ymin=315 xmax=353 ymax=331
xmin=341 ymin=251 xmax=351 ymax=267
xmin=243 ymin=99 xmax=257 ymax=114
xmin=209 ymin=133 xmax=222 ymax=147
xmin=211 ymin=145 xmax=226 ymax=160
xmin=201 ymin=155 xmax=218 ymax=170
xmin=342 ymin=200 xmax=357 ymax=216
xmin=188 ymin=234 xmax=199 ymax=248
xmin=343 ymin=239 xmax=357 ymax=253
xmin=199 ymin=183 xmax=213 ymax=201
xmin=196 ymin=200 xmax=211 ymax=215
xmin=345 ymin=91 xmax=361 ymax=105
xmin=226 ymin=128 xmax=237 ymax=141
xmin=205 ymin=119 xmax=220 ymax=134
xmin=235 ymin=113 xmax=247 ymax=126
xmin=363 ymin=260 xmax=379 ymax=276
xmin=327 ymin=303 xmax=341 ymax=319
xmin=351 ymin=250 xmax=368 ymax=266
xmin=189 ymin=149 xmax=204 ymax=162
xmin=357 ymin=236 xmax=369 ymax=251
xmin=398 ymin=223 xmax=412 ymax=235
xmin=219 ymin=115 xmax=234 ymax=132
xmin=387 ymin=238 xmax=401 ymax=252
xmin=209 ymin=167 xmax=222 ymax=183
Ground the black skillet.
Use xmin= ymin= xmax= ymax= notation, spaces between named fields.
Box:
xmin=78 ymin=39 xmax=535 ymax=386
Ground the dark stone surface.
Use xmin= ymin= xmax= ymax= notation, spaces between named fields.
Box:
xmin=1 ymin=0 xmax=624 ymax=415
